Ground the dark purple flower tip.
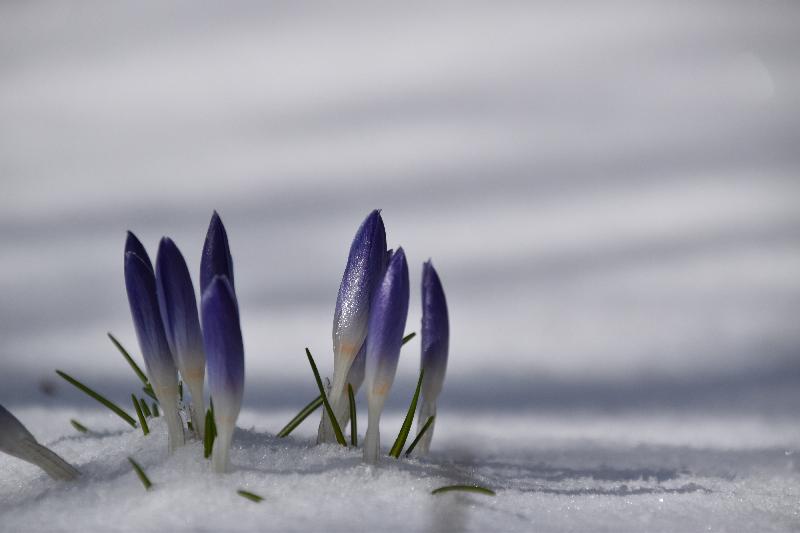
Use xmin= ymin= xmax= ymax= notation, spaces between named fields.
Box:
xmin=200 ymin=211 xmax=234 ymax=296
xmin=156 ymin=237 xmax=204 ymax=365
xmin=421 ymin=260 xmax=449 ymax=398
xmin=365 ymin=247 xmax=410 ymax=392
xmin=125 ymin=251 xmax=177 ymax=385
xmin=333 ymin=210 xmax=388 ymax=349
xmin=125 ymin=231 xmax=153 ymax=272
xmin=201 ymin=275 xmax=244 ymax=399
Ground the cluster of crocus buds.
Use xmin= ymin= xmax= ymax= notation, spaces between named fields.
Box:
xmin=124 ymin=212 xmax=244 ymax=472
xmin=319 ymin=210 xmax=450 ymax=462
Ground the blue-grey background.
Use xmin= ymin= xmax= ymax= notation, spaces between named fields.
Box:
xmin=2 ymin=1 xmax=799 ymax=413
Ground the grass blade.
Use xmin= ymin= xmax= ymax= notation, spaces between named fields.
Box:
xmin=152 ymin=402 xmax=160 ymax=417
xmin=401 ymin=332 xmax=416 ymax=345
xmin=179 ymin=381 xmax=183 ymax=403
xmin=142 ymin=384 xmax=158 ymax=402
xmin=276 ymin=395 xmax=323 ymax=438
xmin=128 ymin=457 xmax=152 ymax=490
xmin=389 ymin=368 xmax=424 ymax=458
xmin=70 ymin=419 xmax=88 ymax=433
xmin=237 ymin=489 xmax=263 ymax=502
xmin=108 ymin=332 xmax=148 ymax=385
xmin=305 ymin=348 xmax=347 ymax=446
xmin=404 ymin=415 xmax=435 ymax=457
xmin=132 ymin=395 xmax=149 ymax=435
xmin=431 ymin=485 xmax=495 ymax=496
xmin=204 ymin=408 xmax=216 ymax=459
xmin=140 ymin=399 xmax=152 ymax=418
xmin=56 ymin=370 xmax=137 ymax=428
xmin=347 ymin=383 xmax=357 ymax=446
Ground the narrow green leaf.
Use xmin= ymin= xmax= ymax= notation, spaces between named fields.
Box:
xmin=132 ymin=395 xmax=150 ymax=435
xmin=70 ymin=419 xmax=88 ymax=433
xmin=431 ymin=485 xmax=495 ymax=496
xmin=389 ymin=368 xmax=424 ymax=457
xmin=108 ymin=332 xmax=148 ymax=385
xmin=237 ymin=489 xmax=263 ymax=502
xmin=204 ymin=408 xmax=216 ymax=459
xmin=142 ymin=383 xmax=158 ymax=402
xmin=305 ymin=348 xmax=347 ymax=446
xmin=140 ymin=399 xmax=152 ymax=418
xmin=56 ymin=370 xmax=137 ymax=428
xmin=404 ymin=415 xmax=435 ymax=457
xmin=348 ymin=383 xmax=357 ymax=447
xmin=276 ymin=395 xmax=323 ymax=438
xmin=178 ymin=381 xmax=183 ymax=403
xmin=128 ymin=457 xmax=152 ymax=490
xmin=401 ymin=332 xmax=416 ymax=346
xmin=152 ymin=402 xmax=160 ymax=417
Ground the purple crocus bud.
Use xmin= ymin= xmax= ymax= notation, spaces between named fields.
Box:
xmin=126 ymin=231 xmax=153 ymax=272
xmin=413 ymin=260 xmax=449 ymax=455
xmin=363 ymin=247 xmax=409 ymax=463
xmin=201 ymin=275 xmax=244 ymax=473
xmin=156 ymin=237 xmax=206 ymax=438
xmin=0 ymin=403 xmax=80 ymax=480
xmin=200 ymin=211 xmax=234 ymax=296
xmin=318 ymin=210 xmax=387 ymax=444
xmin=124 ymin=242 xmax=185 ymax=452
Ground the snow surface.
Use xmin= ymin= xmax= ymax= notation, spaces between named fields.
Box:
xmin=1 ymin=406 xmax=798 ymax=532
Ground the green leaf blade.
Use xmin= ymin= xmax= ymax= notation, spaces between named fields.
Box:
xmin=108 ymin=333 xmax=149 ymax=385
xmin=389 ymin=368 xmax=424 ymax=458
xmin=404 ymin=415 xmax=435 ymax=457
xmin=431 ymin=485 xmax=496 ymax=496
xmin=305 ymin=348 xmax=347 ymax=446
xmin=237 ymin=489 xmax=263 ymax=502
xmin=348 ymin=383 xmax=357 ymax=447
xmin=70 ymin=419 xmax=88 ymax=433
xmin=276 ymin=395 xmax=323 ymax=438
xmin=132 ymin=395 xmax=149 ymax=435
xmin=56 ymin=370 xmax=137 ymax=428
xmin=128 ymin=457 xmax=152 ymax=490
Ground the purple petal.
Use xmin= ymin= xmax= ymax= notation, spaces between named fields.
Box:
xmin=420 ymin=260 xmax=449 ymax=400
xmin=333 ymin=210 xmax=387 ymax=357
xmin=156 ymin=237 xmax=205 ymax=374
xmin=365 ymin=247 xmax=410 ymax=396
xmin=201 ymin=275 xmax=244 ymax=401
xmin=124 ymin=251 xmax=178 ymax=390
xmin=125 ymin=231 xmax=153 ymax=272
xmin=200 ymin=211 xmax=235 ymax=295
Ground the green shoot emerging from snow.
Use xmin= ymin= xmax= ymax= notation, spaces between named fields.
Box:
xmin=132 ymin=395 xmax=149 ymax=435
xmin=108 ymin=332 xmax=149 ymax=386
xmin=431 ymin=485 xmax=496 ymax=496
xmin=56 ymin=370 xmax=137 ymax=428
xmin=276 ymin=395 xmax=323 ymax=438
xmin=277 ymin=332 xmax=417 ymax=438
xmin=305 ymin=348 xmax=347 ymax=446
xmin=204 ymin=408 xmax=217 ymax=459
xmin=389 ymin=368 xmax=424 ymax=458
xmin=404 ymin=415 xmax=434 ymax=457
xmin=128 ymin=457 xmax=152 ymax=490
xmin=348 ymin=383 xmax=357 ymax=446
xmin=70 ymin=419 xmax=88 ymax=433
xmin=237 ymin=490 xmax=264 ymax=502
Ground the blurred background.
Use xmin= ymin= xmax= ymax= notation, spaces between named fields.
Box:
xmin=1 ymin=1 xmax=799 ymax=414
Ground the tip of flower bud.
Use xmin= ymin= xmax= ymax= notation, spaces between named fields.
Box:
xmin=125 ymin=231 xmax=153 ymax=271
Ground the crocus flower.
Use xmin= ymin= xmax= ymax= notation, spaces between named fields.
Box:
xmin=201 ymin=275 xmax=244 ymax=473
xmin=156 ymin=237 xmax=206 ymax=438
xmin=125 ymin=232 xmax=185 ymax=452
xmin=413 ymin=260 xmax=449 ymax=455
xmin=0 ymin=403 xmax=80 ymax=480
xmin=318 ymin=210 xmax=387 ymax=444
xmin=363 ymin=247 xmax=409 ymax=463
xmin=200 ymin=211 xmax=234 ymax=295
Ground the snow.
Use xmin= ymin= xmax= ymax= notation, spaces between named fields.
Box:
xmin=1 ymin=1 xmax=800 ymax=531
xmin=1 ymin=406 xmax=798 ymax=532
